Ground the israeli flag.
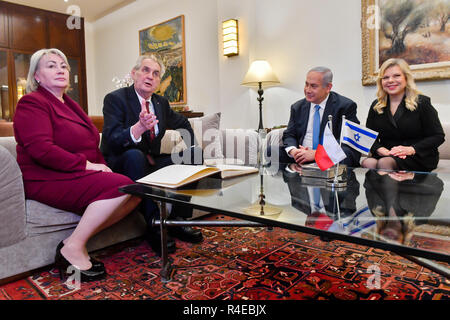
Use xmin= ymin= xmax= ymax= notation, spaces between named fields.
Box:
xmin=341 ymin=119 xmax=378 ymax=155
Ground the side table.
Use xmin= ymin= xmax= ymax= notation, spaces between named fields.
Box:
xmin=177 ymin=111 xmax=204 ymax=118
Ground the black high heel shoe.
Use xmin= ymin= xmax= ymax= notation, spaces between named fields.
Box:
xmin=56 ymin=241 xmax=105 ymax=272
xmin=55 ymin=243 xmax=106 ymax=282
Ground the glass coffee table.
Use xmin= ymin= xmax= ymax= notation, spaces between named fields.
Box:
xmin=120 ymin=165 xmax=450 ymax=281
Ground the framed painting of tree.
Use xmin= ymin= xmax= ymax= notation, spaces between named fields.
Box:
xmin=362 ymin=0 xmax=450 ymax=85
xmin=139 ymin=15 xmax=187 ymax=104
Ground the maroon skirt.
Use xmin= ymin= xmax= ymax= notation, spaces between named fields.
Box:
xmin=24 ymin=171 xmax=134 ymax=214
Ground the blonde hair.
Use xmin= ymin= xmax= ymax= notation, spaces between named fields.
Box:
xmin=373 ymin=58 xmax=420 ymax=114
xmin=26 ymin=48 xmax=71 ymax=93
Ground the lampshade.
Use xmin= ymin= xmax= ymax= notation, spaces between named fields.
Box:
xmin=241 ymin=60 xmax=280 ymax=87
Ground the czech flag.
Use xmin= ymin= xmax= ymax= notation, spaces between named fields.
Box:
xmin=314 ymin=124 xmax=346 ymax=171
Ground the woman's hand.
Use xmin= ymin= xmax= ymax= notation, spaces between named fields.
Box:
xmin=389 ymin=146 xmax=415 ymax=159
xmin=388 ymin=171 xmax=415 ymax=181
xmin=86 ymin=160 xmax=112 ymax=172
xmin=376 ymin=147 xmax=391 ymax=157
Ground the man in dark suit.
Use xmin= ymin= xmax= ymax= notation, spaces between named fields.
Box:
xmin=101 ymin=55 xmax=204 ymax=255
xmin=270 ymin=67 xmax=361 ymax=167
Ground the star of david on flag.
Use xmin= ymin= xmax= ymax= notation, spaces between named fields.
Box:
xmin=341 ymin=119 xmax=378 ymax=155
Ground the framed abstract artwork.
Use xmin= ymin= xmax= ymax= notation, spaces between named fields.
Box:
xmin=361 ymin=0 xmax=450 ymax=85
xmin=139 ymin=15 xmax=187 ymax=104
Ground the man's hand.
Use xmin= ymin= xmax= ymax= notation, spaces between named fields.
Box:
xmin=288 ymin=163 xmax=302 ymax=173
xmin=86 ymin=160 xmax=112 ymax=172
xmin=131 ymin=110 xmax=159 ymax=140
xmin=139 ymin=110 xmax=159 ymax=130
xmin=289 ymin=146 xmax=316 ymax=165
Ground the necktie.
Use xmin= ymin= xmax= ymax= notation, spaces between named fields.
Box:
xmin=143 ymin=100 xmax=156 ymax=166
xmin=312 ymin=105 xmax=320 ymax=150
xmin=144 ymin=100 xmax=156 ymax=141
xmin=313 ymin=187 xmax=322 ymax=211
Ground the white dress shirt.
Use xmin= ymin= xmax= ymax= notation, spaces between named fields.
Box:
xmin=307 ymin=186 xmax=326 ymax=213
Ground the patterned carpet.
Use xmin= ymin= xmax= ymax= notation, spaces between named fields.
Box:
xmin=0 ymin=214 xmax=449 ymax=300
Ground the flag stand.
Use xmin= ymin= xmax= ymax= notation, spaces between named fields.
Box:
xmin=325 ymin=115 xmax=347 ymax=190
xmin=334 ymin=189 xmax=343 ymax=229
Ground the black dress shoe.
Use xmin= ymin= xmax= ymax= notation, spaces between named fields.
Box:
xmin=57 ymin=241 xmax=105 ymax=272
xmin=168 ymin=217 xmax=203 ymax=243
xmin=145 ymin=228 xmax=176 ymax=256
xmin=54 ymin=244 xmax=106 ymax=282
xmin=90 ymin=257 xmax=105 ymax=271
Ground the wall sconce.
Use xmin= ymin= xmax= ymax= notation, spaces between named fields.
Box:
xmin=222 ymin=19 xmax=239 ymax=57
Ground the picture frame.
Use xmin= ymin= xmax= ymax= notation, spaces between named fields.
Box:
xmin=361 ymin=0 xmax=450 ymax=86
xmin=139 ymin=15 xmax=187 ymax=104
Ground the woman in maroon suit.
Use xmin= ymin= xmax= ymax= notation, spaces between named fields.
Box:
xmin=13 ymin=48 xmax=141 ymax=282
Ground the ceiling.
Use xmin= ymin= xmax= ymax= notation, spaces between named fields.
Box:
xmin=3 ymin=0 xmax=136 ymax=22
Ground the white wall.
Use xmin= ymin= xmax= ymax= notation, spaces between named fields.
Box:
xmin=252 ymin=0 xmax=450 ymax=129
xmin=85 ymin=0 xmax=450 ymax=130
xmin=216 ymin=0 xmax=257 ymax=129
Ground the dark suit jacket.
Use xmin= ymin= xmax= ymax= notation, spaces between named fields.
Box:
xmin=282 ymin=91 xmax=361 ymax=167
xmin=13 ymin=86 xmax=104 ymax=182
xmin=366 ymin=94 xmax=444 ymax=172
xmin=363 ymin=170 xmax=443 ymax=223
xmin=100 ymin=85 xmax=196 ymax=168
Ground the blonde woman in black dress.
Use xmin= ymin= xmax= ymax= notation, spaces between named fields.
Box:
xmin=362 ymin=58 xmax=444 ymax=172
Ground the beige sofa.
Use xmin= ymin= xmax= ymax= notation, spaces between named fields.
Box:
xmin=265 ymin=123 xmax=450 ymax=173
xmin=0 ymin=118 xmax=258 ymax=282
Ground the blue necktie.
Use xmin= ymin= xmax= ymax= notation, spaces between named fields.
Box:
xmin=312 ymin=105 xmax=321 ymax=150
xmin=313 ymin=187 xmax=321 ymax=211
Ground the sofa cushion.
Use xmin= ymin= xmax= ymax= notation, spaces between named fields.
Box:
xmin=438 ymin=122 xmax=450 ymax=160
xmin=160 ymin=130 xmax=186 ymax=154
xmin=25 ymin=200 xmax=80 ymax=236
xmin=266 ymin=128 xmax=285 ymax=148
xmin=433 ymin=159 xmax=450 ymax=174
xmin=0 ymin=136 xmax=17 ymax=158
xmin=0 ymin=145 xmax=26 ymax=248
xmin=188 ymin=112 xmax=224 ymax=159
xmin=221 ymin=129 xmax=259 ymax=165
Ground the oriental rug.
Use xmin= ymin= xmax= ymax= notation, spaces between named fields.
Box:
xmin=0 ymin=214 xmax=449 ymax=300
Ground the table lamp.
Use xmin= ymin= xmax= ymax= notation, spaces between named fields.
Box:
xmin=241 ymin=60 xmax=280 ymax=131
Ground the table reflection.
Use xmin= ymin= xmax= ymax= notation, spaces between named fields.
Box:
xmin=278 ymin=164 xmax=448 ymax=254
xmin=364 ymin=170 xmax=444 ymax=246
xmin=281 ymin=163 xmax=360 ymax=230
